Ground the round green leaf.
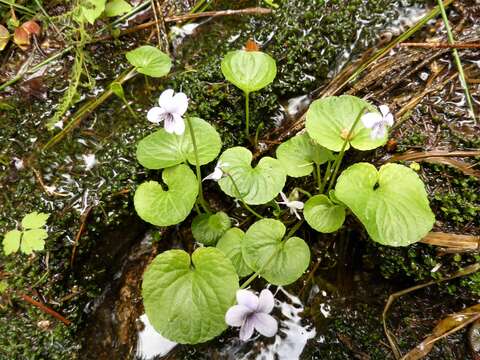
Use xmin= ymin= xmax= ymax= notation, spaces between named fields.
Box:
xmin=3 ymin=230 xmax=21 ymax=255
xmin=218 ymin=147 xmax=286 ymax=205
xmin=105 ymin=0 xmax=132 ymax=17
xmin=137 ymin=117 xmax=222 ymax=170
xmin=221 ymin=50 xmax=277 ymax=94
xmin=276 ymin=133 xmax=335 ymax=177
xmin=216 ymin=228 xmax=253 ymax=277
xmin=134 ymin=164 xmax=198 ymax=226
xmin=126 ymin=45 xmax=172 ymax=78
xmin=305 ymin=95 xmax=386 ymax=152
xmin=142 ymin=247 xmax=239 ymax=344
xmin=21 ymin=212 xmax=49 ymax=229
xmin=191 ymin=212 xmax=231 ymax=246
xmin=21 ymin=229 xmax=47 ymax=254
xmin=335 ymin=163 xmax=435 ymax=246
xmin=304 ymin=195 xmax=346 ymax=233
xmin=243 ymin=219 xmax=310 ymax=285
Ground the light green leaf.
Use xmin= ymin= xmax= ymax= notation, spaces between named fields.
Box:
xmin=110 ymin=81 xmax=125 ymax=99
xmin=20 ymin=229 xmax=47 ymax=254
xmin=0 ymin=281 xmax=7 ymax=293
xmin=306 ymin=95 xmax=386 ymax=152
xmin=136 ymin=117 xmax=221 ymax=169
xmin=221 ymin=50 xmax=277 ymax=94
xmin=134 ymin=164 xmax=198 ymax=226
xmin=105 ymin=0 xmax=132 ymax=17
xmin=3 ymin=230 xmax=21 ymax=255
xmin=21 ymin=212 xmax=49 ymax=229
xmin=218 ymin=147 xmax=286 ymax=205
xmin=304 ymin=195 xmax=346 ymax=233
xmin=81 ymin=0 xmax=106 ymax=24
xmin=126 ymin=45 xmax=172 ymax=78
xmin=335 ymin=163 xmax=435 ymax=246
xmin=191 ymin=212 xmax=231 ymax=246
xmin=276 ymin=132 xmax=335 ymax=177
xmin=216 ymin=228 xmax=253 ymax=277
xmin=243 ymin=219 xmax=310 ymax=285
xmin=142 ymin=247 xmax=239 ymax=344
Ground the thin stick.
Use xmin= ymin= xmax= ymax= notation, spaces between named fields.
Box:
xmin=400 ymin=41 xmax=480 ymax=49
xmin=70 ymin=206 xmax=93 ymax=267
xmin=20 ymin=294 xmax=71 ymax=326
xmin=165 ymin=7 xmax=272 ymax=22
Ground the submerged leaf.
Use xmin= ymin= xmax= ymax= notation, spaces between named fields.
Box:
xmin=142 ymin=248 xmax=239 ymax=344
xmin=191 ymin=212 xmax=231 ymax=246
xmin=2 ymin=230 xmax=21 ymax=255
xmin=134 ymin=164 xmax=198 ymax=226
xmin=335 ymin=163 xmax=435 ymax=246
xmin=216 ymin=228 xmax=253 ymax=277
xmin=304 ymin=195 xmax=345 ymax=233
xmin=126 ymin=45 xmax=172 ymax=78
xmin=21 ymin=212 xmax=49 ymax=229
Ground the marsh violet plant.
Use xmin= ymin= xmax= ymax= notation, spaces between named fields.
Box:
xmin=147 ymin=89 xmax=189 ymax=135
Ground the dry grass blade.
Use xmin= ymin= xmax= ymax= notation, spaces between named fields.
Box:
xmin=401 ymin=304 xmax=480 ymax=360
xmin=423 ymin=157 xmax=480 ymax=179
xmin=390 ymin=150 xmax=480 ymax=161
xmin=421 ymin=232 xmax=480 ymax=252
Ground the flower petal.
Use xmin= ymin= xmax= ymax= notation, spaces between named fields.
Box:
xmin=384 ymin=112 xmax=394 ymax=126
xmin=203 ymin=168 xmax=223 ymax=182
xmin=257 ymin=289 xmax=274 ymax=314
xmin=289 ymin=200 xmax=304 ymax=210
xmin=279 ymin=192 xmax=288 ymax=203
xmin=147 ymin=107 xmax=165 ymax=124
xmin=171 ymin=113 xmax=185 ymax=135
xmin=164 ymin=117 xmax=176 ymax=134
xmin=370 ymin=124 xmax=386 ymax=140
xmin=236 ymin=289 xmax=259 ymax=310
xmin=252 ymin=313 xmax=278 ymax=337
xmin=225 ymin=305 xmax=251 ymax=327
xmin=239 ymin=316 xmax=255 ymax=341
xmin=361 ymin=112 xmax=382 ymax=129
xmin=158 ymin=89 xmax=175 ymax=108
xmin=379 ymin=104 xmax=390 ymax=117
xmin=292 ymin=208 xmax=302 ymax=220
xmin=172 ymin=92 xmax=189 ymax=115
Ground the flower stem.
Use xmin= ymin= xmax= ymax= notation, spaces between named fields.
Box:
xmin=186 ymin=117 xmax=210 ymax=214
xmin=319 ymin=161 xmax=332 ymax=193
xmin=245 ymin=92 xmax=250 ymax=138
xmin=315 ymin=163 xmax=322 ymax=191
xmin=226 ymin=173 xmax=263 ymax=219
xmin=284 ymin=220 xmax=304 ymax=241
xmin=326 ymin=107 xmax=366 ymax=192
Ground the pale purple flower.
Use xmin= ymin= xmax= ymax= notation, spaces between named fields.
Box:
xmin=225 ymin=289 xmax=278 ymax=341
xmin=361 ymin=104 xmax=394 ymax=140
xmin=277 ymin=191 xmax=304 ymax=220
xmin=203 ymin=161 xmax=227 ymax=182
xmin=147 ymin=89 xmax=188 ymax=135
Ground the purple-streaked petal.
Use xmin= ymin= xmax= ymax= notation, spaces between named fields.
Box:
xmin=370 ymin=124 xmax=386 ymax=140
xmin=239 ymin=316 xmax=255 ymax=341
xmin=171 ymin=113 xmax=185 ymax=135
xmin=289 ymin=200 xmax=304 ymax=210
xmin=158 ymin=89 xmax=175 ymax=108
xmin=379 ymin=104 xmax=390 ymax=117
xmin=236 ymin=289 xmax=259 ymax=310
xmin=225 ymin=305 xmax=251 ymax=327
xmin=361 ymin=112 xmax=382 ymax=129
xmin=164 ymin=117 xmax=176 ymax=134
xmin=172 ymin=92 xmax=188 ymax=115
xmin=257 ymin=289 xmax=274 ymax=313
xmin=384 ymin=112 xmax=394 ymax=126
xmin=147 ymin=107 xmax=165 ymax=124
xmin=252 ymin=313 xmax=278 ymax=337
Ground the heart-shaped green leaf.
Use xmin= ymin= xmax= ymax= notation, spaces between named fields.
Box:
xmin=216 ymin=228 xmax=253 ymax=277
xmin=81 ymin=0 xmax=106 ymax=24
xmin=134 ymin=164 xmax=198 ymax=226
xmin=126 ymin=45 xmax=172 ymax=78
xmin=221 ymin=50 xmax=277 ymax=94
xmin=335 ymin=163 xmax=435 ymax=246
xmin=142 ymin=247 xmax=239 ymax=344
xmin=3 ymin=230 xmax=21 ymax=255
xmin=21 ymin=212 xmax=49 ymax=229
xmin=276 ymin=133 xmax=335 ymax=177
xmin=306 ymin=95 xmax=386 ymax=152
xmin=105 ymin=0 xmax=132 ymax=17
xmin=218 ymin=147 xmax=286 ymax=205
xmin=304 ymin=195 xmax=346 ymax=233
xmin=243 ymin=219 xmax=310 ymax=285
xmin=137 ymin=117 xmax=222 ymax=170
xmin=21 ymin=229 xmax=47 ymax=254
xmin=191 ymin=212 xmax=231 ymax=246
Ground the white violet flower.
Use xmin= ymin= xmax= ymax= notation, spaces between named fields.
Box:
xmin=361 ymin=104 xmax=394 ymax=140
xmin=225 ymin=289 xmax=278 ymax=341
xmin=277 ymin=191 xmax=304 ymax=220
xmin=147 ymin=89 xmax=188 ymax=135
xmin=82 ymin=154 xmax=96 ymax=171
xmin=203 ymin=161 xmax=227 ymax=182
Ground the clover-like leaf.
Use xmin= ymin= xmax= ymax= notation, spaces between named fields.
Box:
xmin=276 ymin=132 xmax=335 ymax=177
xmin=221 ymin=50 xmax=277 ymax=94
xmin=191 ymin=212 xmax=231 ymax=246
xmin=137 ymin=117 xmax=222 ymax=170
xmin=134 ymin=164 xmax=198 ymax=226
xmin=306 ymin=95 xmax=386 ymax=152
xmin=21 ymin=212 xmax=49 ymax=229
xmin=126 ymin=45 xmax=172 ymax=78
xmin=218 ymin=147 xmax=286 ymax=205
xmin=105 ymin=0 xmax=132 ymax=17
xmin=20 ymin=229 xmax=47 ymax=254
xmin=3 ymin=230 xmax=21 ymax=255
xmin=81 ymin=0 xmax=106 ymax=24
xmin=304 ymin=195 xmax=346 ymax=233
xmin=142 ymin=247 xmax=239 ymax=344
xmin=335 ymin=163 xmax=435 ymax=246
xmin=216 ymin=228 xmax=253 ymax=277
xmin=243 ymin=219 xmax=310 ymax=285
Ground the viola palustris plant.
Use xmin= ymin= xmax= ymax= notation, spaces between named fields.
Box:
xmin=131 ymin=41 xmax=435 ymax=345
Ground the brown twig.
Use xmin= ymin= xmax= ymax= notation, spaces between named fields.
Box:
xmin=400 ymin=41 xmax=480 ymax=49
xmin=165 ymin=7 xmax=272 ymax=22
xmin=70 ymin=206 xmax=94 ymax=267
xmin=20 ymin=293 xmax=71 ymax=326
xmin=421 ymin=232 xmax=480 ymax=251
